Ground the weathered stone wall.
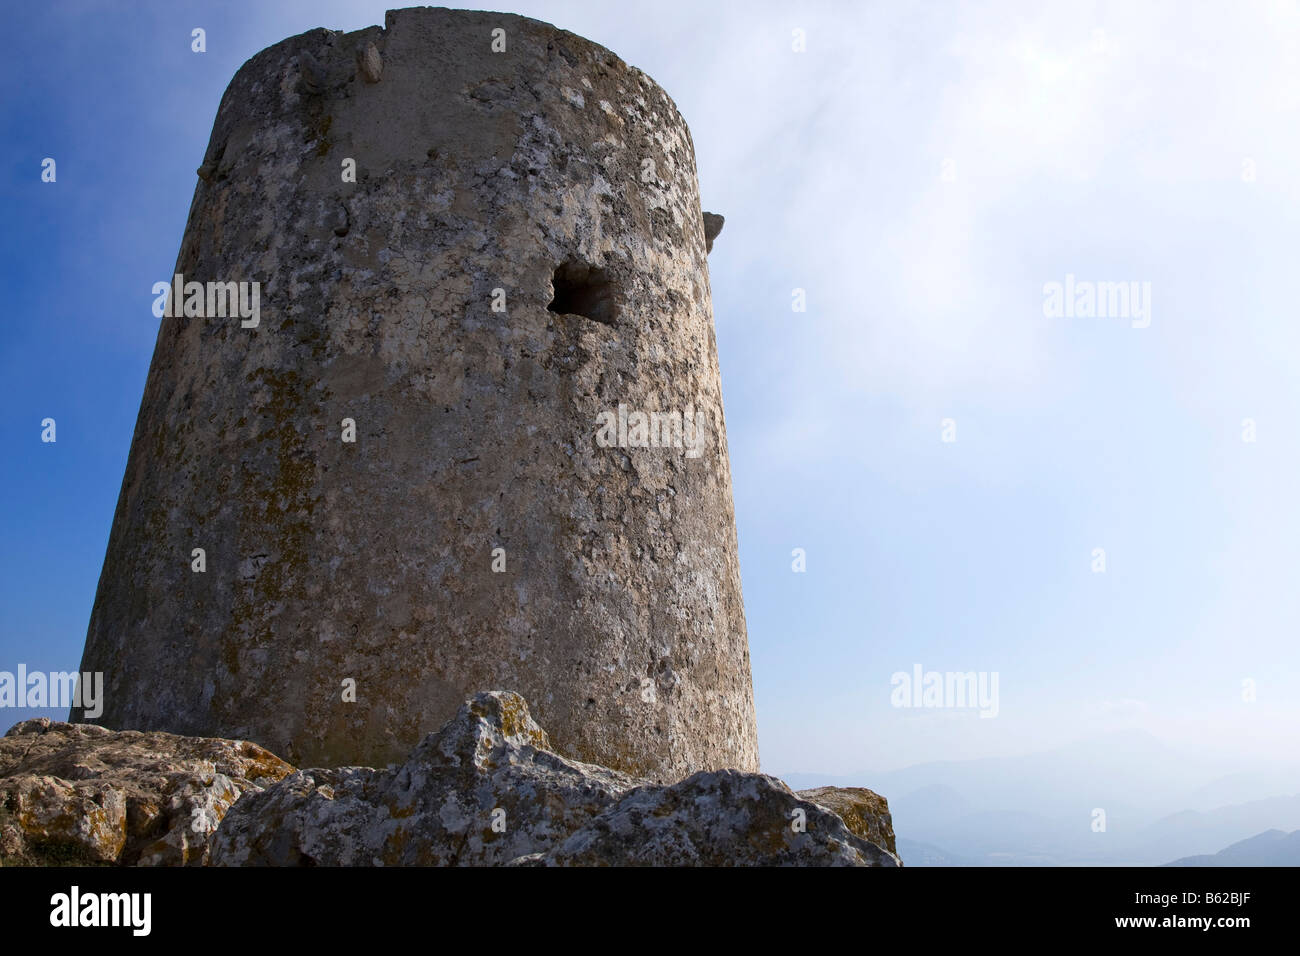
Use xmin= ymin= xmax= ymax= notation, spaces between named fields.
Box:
xmin=73 ymin=7 xmax=758 ymax=782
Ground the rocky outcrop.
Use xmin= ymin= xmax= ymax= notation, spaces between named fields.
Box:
xmin=210 ymin=691 xmax=638 ymax=866
xmin=0 ymin=719 xmax=292 ymax=866
xmin=515 ymin=770 xmax=898 ymax=866
xmin=796 ymin=786 xmax=898 ymax=857
xmin=1 ymin=693 xmax=900 ymax=867
xmin=213 ymin=691 xmax=899 ymax=867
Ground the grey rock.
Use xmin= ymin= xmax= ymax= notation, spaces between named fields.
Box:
xmin=0 ymin=718 xmax=293 ymax=866
xmin=355 ymin=41 xmax=383 ymax=83
xmin=75 ymin=6 xmax=758 ymax=785
xmin=517 ymin=770 xmax=900 ymax=867
xmin=297 ymin=49 xmax=329 ymax=94
xmin=331 ymin=202 xmax=350 ymax=237
xmin=211 ymin=691 xmax=898 ymax=867
xmin=2 ymin=695 xmax=901 ymax=868
xmin=209 ymin=691 xmax=639 ymax=865
xmin=796 ymin=785 xmax=898 ymax=858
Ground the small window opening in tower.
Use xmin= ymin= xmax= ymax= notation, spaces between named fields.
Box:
xmin=547 ymin=260 xmax=617 ymax=325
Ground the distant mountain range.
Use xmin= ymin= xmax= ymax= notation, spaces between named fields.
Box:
xmin=895 ymin=837 xmax=972 ymax=867
xmin=1164 ymin=829 xmax=1300 ymax=866
xmin=777 ymin=732 xmax=1300 ymax=866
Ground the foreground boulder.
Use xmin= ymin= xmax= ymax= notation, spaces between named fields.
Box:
xmin=210 ymin=691 xmax=638 ymax=866
xmin=0 ymin=719 xmax=293 ymax=866
xmin=514 ymin=770 xmax=898 ymax=866
xmin=796 ymin=786 xmax=898 ymax=857
xmin=212 ymin=691 xmax=900 ymax=867
xmin=1 ymin=693 xmax=901 ymax=867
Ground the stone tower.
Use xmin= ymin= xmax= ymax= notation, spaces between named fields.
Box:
xmin=73 ymin=7 xmax=758 ymax=782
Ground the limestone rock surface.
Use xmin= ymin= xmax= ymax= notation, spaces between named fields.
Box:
xmin=212 ymin=691 xmax=899 ymax=867
xmin=517 ymin=770 xmax=900 ymax=866
xmin=796 ymin=785 xmax=897 ymax=857
xmin=210 ymin=690 xmax=638 ymax=865
xmin=3 ymin=694 xmax=901 ymax=867
xmin=0 ymin=718 xmax=293 ymax=866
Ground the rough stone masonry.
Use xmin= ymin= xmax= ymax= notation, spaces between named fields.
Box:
xmin=74 ymin=7 xmax=759 ymax=782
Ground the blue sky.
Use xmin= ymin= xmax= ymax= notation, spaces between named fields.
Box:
xmin=2 ymin=0 xmax=1298 ymax=779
